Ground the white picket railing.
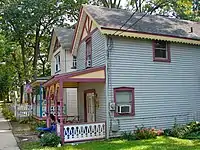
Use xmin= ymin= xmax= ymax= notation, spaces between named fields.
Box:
xmin=63 ymin=122 xmax=105 ymax=142
xmin=10 ymin=104 xmax=32 ymax=118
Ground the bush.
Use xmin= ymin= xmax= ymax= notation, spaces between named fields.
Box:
xmin=29 ymin=120 xmax=46 ymax=131
xmin=1 ymin=104 xmax=17 ymax=121
xmin=134 ymin=126 xmax=157 ymax=140
xmin=122 ymin=131 xmax=136 ymax=141
xmin=40 ymin=133 xmax=61 ymax=147
xmin=19 ymin=117 xmax=34 ymax=124
xmin=165 ymin=121 xmax=200 ymax=139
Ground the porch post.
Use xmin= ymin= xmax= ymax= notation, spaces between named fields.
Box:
xmin=39 ymin=83 xmax=43 ymax=118
xmin=59 ymin=80 xmax=64 ymax=144
xmin=46 ymin=87 xmax=50 ymax=128
xmin=54 ymin=84 xmax=58 ymax=122
xmin=49 ymin=86 xmax=51 ymax=125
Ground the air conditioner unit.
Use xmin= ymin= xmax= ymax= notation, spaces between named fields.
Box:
xmin=86 ymin=60 xmax=91 ymax=67
xmin=117 ymin=105 xmax=131 ymax=114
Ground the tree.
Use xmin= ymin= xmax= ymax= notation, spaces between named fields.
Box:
xmin=0 ymin=0 xmax=85 ymax=103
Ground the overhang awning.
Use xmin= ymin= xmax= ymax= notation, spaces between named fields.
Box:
xmin=31 ymin=77 xmax=50 ymax=87
xmin=43 ymin=66 xmax=105 ymax=87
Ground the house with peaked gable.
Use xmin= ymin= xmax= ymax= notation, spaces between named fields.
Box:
xmin=44 ymin=5 xmax=200 ymax=144
xmin=47 ymin=27 xmax=78 ymax=118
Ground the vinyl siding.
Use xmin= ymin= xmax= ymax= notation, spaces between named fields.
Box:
xmin=76 ymin=29 xmax=106 ymax=70
xmin=108 ymin=37 xmax=200 ymax=136
xmin=77 ymin=83 xmax=106 ymax=122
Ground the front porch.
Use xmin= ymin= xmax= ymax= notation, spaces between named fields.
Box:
xmin=43 ymin=66 xmax=106 ymax=144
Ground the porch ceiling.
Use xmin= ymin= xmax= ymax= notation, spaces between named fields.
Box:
xmin=43 ymin=66 xmax=105 ymax=87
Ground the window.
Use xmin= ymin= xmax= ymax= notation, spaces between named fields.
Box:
xmin=153 ymin=40 xmax=171 ymax=62
xmin=85 ymin=38 xmax=92 ymax=68
xmin=114 ymin=87 xmax=135 ymax=117
xmin=55 ymin=53 xmax=61 ymax=72
xmin=71 ymin=56 xmax=77 ymax=69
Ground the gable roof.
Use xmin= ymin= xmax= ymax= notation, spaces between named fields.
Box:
xmin=84 ymin=5 xmax=200 ymax=40
xmin=48 ymin=28 xmax=74 ymax=61
xmin=72 ymin=5 xmax=200 ymax=55
xmin=54 ymin=27 xmax=74 ymax=50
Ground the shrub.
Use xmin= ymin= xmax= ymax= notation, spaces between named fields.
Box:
xmin=19 ymin=117 xmax=34 ymax=124
xmin=163 ymin=129 xmax=172 ymax=136
xmin=40 ymin=133 xmax=61 ymax=147
xmin=121 ymin=131 xmax=136 ymax=141
xmin=134 ymin=126 xmax=157 ymax=140
xmin=1 ymin=104 xmax=17 ymax=121
xmin=29 ymin=120 xmax=46 ymax=131
xmin=166 ymin=121 xmax=200 ymax=139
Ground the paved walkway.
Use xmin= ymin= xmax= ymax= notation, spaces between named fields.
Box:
xmin=0 ymin=110 xmax=20 ymax=150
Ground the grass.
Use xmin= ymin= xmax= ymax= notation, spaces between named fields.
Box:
xmin=21 ymin=136 xmax=200 ymax=150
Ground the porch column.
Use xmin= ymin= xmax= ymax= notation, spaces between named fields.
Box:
xmin=39 ymin=83 xmax=43 ymax=118
xmin=46 ymin=87 xmax=50 ymax=128
xmin=54 ymin=84 xmax=58 ymax=122
xmin=59 ymin=80 xmax=64 ymax=144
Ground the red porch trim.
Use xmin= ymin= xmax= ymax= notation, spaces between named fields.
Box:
xmin=63 ymin=78 xmax=105 ymax=83
xmin=44 ymin=66 xmax=105 ymax=88
xmin=101 ymin=27 xmax=200 ymax=42
xmin=55 ymin=65 xmax=105 ymax=80
xmin=43 ymin=75 xmax=57 ymax=87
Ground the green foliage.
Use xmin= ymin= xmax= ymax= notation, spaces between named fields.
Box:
xmin=121 ymin=125 xmax=162 ymax=140
xmin=40 ymin=133 xmax=61 ymax=147
xmin=19 ymin=117 xmax=34 ymax=124
xmin=121 ymin=131 xmax=136 ymax=141
xmin=21 ymin=136 xmax=200 ymax=150
xmin=1 ymin=104 xmax=17 ymax=121
xmin=134 ymin=126 xmax=157 ymax=140
xmin=29 ymin=120 xmax=46 ymax=131
xmin=165 ymin=121 xmax=200 ymax=139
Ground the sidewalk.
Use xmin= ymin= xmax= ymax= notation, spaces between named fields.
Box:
xmin=0 ymin=110 xmax=20 ymax=150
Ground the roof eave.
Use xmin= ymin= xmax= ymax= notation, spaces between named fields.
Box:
xmin=100 ymin=27 xmax=200 ymax=45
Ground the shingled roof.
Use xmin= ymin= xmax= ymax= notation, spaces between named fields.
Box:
xmin=84 ymin=5 xmax=200 ymax=40
xmin=54 ymin=28 xmax=74 ymax=50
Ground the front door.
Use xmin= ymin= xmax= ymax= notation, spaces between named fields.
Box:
xmin=84 ymin=90 xmax=96 ymax=122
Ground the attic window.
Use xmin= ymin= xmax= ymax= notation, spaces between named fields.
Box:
xmin=54 ymin=38 xmax=61 ymax=51
xmin=153 ymin=40 xmax=171 ymax=62
xmin=55 ymin=53 xmax=61 ymax=73
xmin=71 ymin=56 xmax=77 ymax=69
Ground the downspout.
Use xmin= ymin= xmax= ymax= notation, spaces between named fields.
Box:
xmin=105 ymin=36 xmax=109 ymax=139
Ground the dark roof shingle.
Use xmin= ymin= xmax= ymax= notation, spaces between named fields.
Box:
xmin=54 ymin=28 xmax=74 ymax=49
xmin=84 ymin=5 xmax=200 ymax=40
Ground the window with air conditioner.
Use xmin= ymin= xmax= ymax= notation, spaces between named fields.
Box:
xmin=117 ymin=105 xmax=131 ymax=114
xmin=114 ymin=87 xmax=135 ymax=117
xmin=55 ymin=53 xmax=61 ymax=73
xmin=86 ymin=38 xmax=92 ymax=68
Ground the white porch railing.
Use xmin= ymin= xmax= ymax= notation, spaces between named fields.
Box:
xmin=63 ymin=122 xmax=106 ymax=142
xmin=9 ymin=104 xmax=32 ymax=119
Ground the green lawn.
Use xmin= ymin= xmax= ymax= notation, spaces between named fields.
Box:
xmin=21 ymin=136 xmax=200 ymax=150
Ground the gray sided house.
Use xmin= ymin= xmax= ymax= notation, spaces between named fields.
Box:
xmin=44 ymin=4 xmax=200 ymax=143
xmin=72 ymin=5 xmax=200 ymax=137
